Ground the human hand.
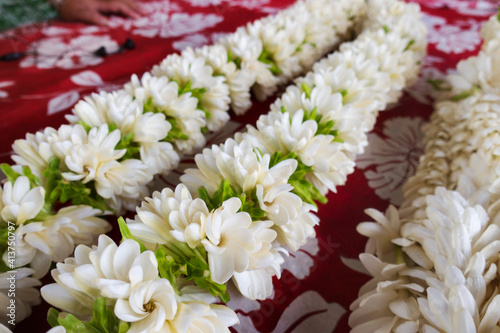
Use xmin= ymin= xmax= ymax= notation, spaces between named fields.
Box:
xmin=56 ymin=0 xmax=145 ymax=26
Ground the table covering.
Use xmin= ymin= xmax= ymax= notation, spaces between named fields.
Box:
xmin=0 ymin=0 xmax=497 ymax=332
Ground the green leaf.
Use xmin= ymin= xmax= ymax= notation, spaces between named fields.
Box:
xmin=199 ymin=180 xmax=266 ymax=221
xmin=289 ymin=178 xmax=327 ymax=207
xmin=47 ymin=308 xmax=61 ymax=328
xmin=56 ymin=313 xmax=98 ymax=332
xmin=118 ymin=217 xmax=147 ymax=253
xmin=404 ymin=39 xmax=415 ymax=52
xmin=301 ymin=82 xmax=313 ymax=99
xmin=115 ymin=132 xmax=141 ymax=161
xmin=269 ymin=151 xmax=327 ymax=207
xmin=497 ymin=5 xmax=500 ymax=22
xmin=156 ymin=247 xmax=183 ymax=294
xmin=118 ymin=322 xmax=130 ymax=333
xmin=427 ymin=79 xmax=450 ymax=91
xmin=383 ymin=25 xmax=389 ymax=33
xmin=42 ymin=157 xmax=113 ymax=213
xmin=77 ymin=121 xmax=93 ymax=133
xmin=185 ymin=256 xmax=230 ymax=303
xmin=0 ymin=164 xmax=21 ymax=183
xmin=198 ymin=187 xmax=214 ymax=211
xmin=48 ymin=299 xmax=127 ymax=333
xmin=451 ymin=86 xmax=478 ymax=101
xmin=258 ymin=49 xmax=282 ymax=75
xmin=89 ymin=297 xmax=119 ymax=333
xmin=21 ymin=165 xmax=41 ymax=188
xmin=164 ymin=116 xmax=189 ymax=142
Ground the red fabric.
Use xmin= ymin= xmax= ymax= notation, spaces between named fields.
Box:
xmin=0 ymin=0 xmax=496 ymax=332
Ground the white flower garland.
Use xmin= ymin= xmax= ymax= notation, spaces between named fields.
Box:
xmin=0 ymin=0 xmax=427 ymax=331
xmin=351 ymin=12 xmax=500 ymax=333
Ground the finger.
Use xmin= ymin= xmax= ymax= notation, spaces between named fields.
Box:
xmin=124 ymin=0 xmax=148 ymax=16
xmin=59 ymin=3 xmax=110 ymax=25
xmin=97 ymin=1 xmax=141 ymax=19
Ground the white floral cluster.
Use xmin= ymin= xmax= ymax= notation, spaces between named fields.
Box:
xmin=13 ymin=0 xmax=426 ymax=331
xmin=12 ymin=123 xmax=157 ymax=213
xmin=351 ymin=13 xmax=500 ymax=332
xmin=127 ymin=0 xmax=426 ymax=305
xmin=0 ymin=175 xmax=110 ymax=328
xmin=1 ymin=0 xmax=367 ymax=330
xmin=11 ymin=0 xmax=365 ymax=217
xmin=42 ymin=235 xmax=239 ymax=333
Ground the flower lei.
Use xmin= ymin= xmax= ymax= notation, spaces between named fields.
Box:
xmin=0 ymin=0 xmax=427 ymax=331
xmin=350 ymin=12 xmax=500 ymax=333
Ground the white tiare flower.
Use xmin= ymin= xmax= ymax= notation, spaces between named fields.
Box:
xmin=114 ymin=279 xmax=177 ymax=333
xmin=68 ymin=89 xmax=179 ymax=176
xmin=0 ymin=268 xmax=41 ymax=327
xmin=1 ymin=176 xmax=45 ymax=226
xmin=245 ymin=19 xmax=302 ymax=81
xmin=446 ymin=50 xmax=500 ymax=96
xmin=356 ymin=205 xmax=404 ymax=263
xmin=201 ymin=197 xmax=278 ymax=284
xmin=11 ymin=126 xmax=64 ymax=179
xmin=58 ymin=124 xmax=154 ymax=211
xmin=232 ymin=249 xmax=284 ymax=300
xmin=272 ymin=202 xmax=319 ymax=252
xmin=128 ymin=184 xmax=209 ymax=249
xmin=66 ymin=90 xmax=142 ymax=132
xmin=152 ymin=53 xmax=231 ymax=132
xmin=220 ymin=28 xmax=278 ymax=101
xmin=183 ymin=44 xmax=255 ymax=115
xmin=244 ymin=110 xmax=354 ymax=194
xmin=41 ymin=235 xmax=158 ymax=315
xmin=6 ymin=205 xmax=111 ymax=279
xmin=125 ymin=72 xmax=206 ymax=153
xmin=170 ymin=302 xmax=239 ymax=333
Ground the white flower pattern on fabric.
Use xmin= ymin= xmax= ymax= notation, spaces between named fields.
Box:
xmin=411 ymin=0 xmax=498 ymax=17
xmin=357 ymin=117 xmax=425 ymax=205
xmin=423 ymin=14 xmax=482 ymax=54
xmin=0 ymin=81 xmax=14 ymax=99
xmin=133 ymin=13 xmax=223 ymax=39
xmin=19 ymin=35 xmax=119 ymax=69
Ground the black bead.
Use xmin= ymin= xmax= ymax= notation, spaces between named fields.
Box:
xmin=94 ymin=46 xmax=107 ymax=57
xmin=123 ymin=38 xmax=135 ymax=50
xmin=0 ymin=52 xmax=25 ymax=61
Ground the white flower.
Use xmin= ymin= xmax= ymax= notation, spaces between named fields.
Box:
xmin=152 ymin=53 xmax=231 ymax=132
xmin=58 ymin=124 xmax=154 ymax=211
xmin=245 ymin=19 xmax=302 ymax=81
xmin=357 ymin=205 xmax=404 ymax=263
xmin=67 ymin=90 xmax=142 ymax=132
xmin=220 ymin=29 xmax=278 ymax=101
xmin=66 ymin=90 xmax=179 ymax=175
xmin=244 ymin=109 xmax=353 ymax=194
xmin=0 ymin=268 xmax=41 ymax=327
xmin=6 ymin=205 xmax=111 ymax=279
xmin=272 ymin=203 xmax=319 ymax=251
xmin=170 ymin=302 xmax=239 ymax=332
xmin=114 ymin=279 xmax=177 ymax=333
xmin=183 ymin=44 xmax=255 ymax=115
xmin=11 ymin=127 xmax=61 ymax=179
xmin=124 ymin=73 xmax=206 ymax=153
xmin=128 ymin=185 xmax=209 ymax=248
xmin=1 ymin=177 xmax=44 ymax=226
xmin=41 ymin=235 xmax=158 ymax=315
xmin=202 ymin=197 xmax=264 ymax=284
